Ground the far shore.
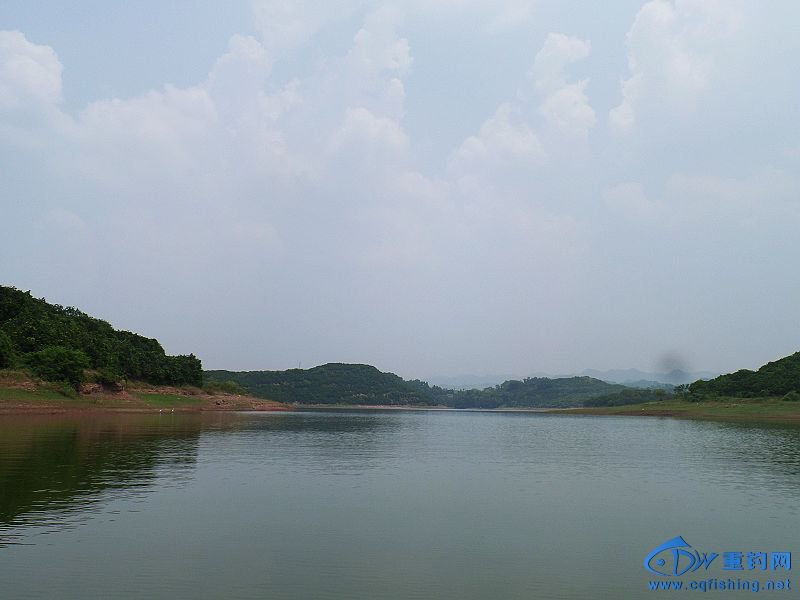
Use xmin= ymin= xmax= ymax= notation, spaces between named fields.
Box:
xmin=547 ymin=398 xmax=800 ymax=424
xmin=3 ymin=385 xmax=800 ymax=425
xmin=295 ymin=404 xmax=557 ymax=413
xmin=289 ymin=401 xmax=800 ymax=424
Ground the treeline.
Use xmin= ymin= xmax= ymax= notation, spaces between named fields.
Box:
xmin=437 ymin=377 xmax=629 ymax=409
xmin=583 ymin=388 xmax=669 ymax=407
xmin=0 ymin=286 xmax=202 ymax=388
xmin=687 ymin=352 xmax=800 ymax=399
xmin=206 ymin=364 xmax=435 ymax=406
xmin=205 ymin=365 xmax=632 ymax=408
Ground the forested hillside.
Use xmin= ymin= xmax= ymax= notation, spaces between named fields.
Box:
xmin=205 ymin=365 xmax=628 ymax=408
xmin=0 ymin=286 xmax=202 ymax=388
xmin=206 ymin=364 xmax=434 ymax=406
xmin=688 ymin=352 xmax=800 ymax=399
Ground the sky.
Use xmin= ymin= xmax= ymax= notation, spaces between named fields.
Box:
xmin=1 ymin=1 xmax=799 ymax=380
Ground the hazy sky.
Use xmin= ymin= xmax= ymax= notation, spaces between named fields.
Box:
xmin=1 ymin=1 xmax=799 ymax=380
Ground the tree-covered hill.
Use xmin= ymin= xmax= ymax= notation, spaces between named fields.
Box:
xmin=431 ymin=376 xmax=629 ymax=408
xmin=206 ymin=363 xmax=435 ymax=406
xmin=205 ymin=365 xmax=628 ymax=408
xmin=0 ymin=286 xmax=201 ymax=387
xmin=688 ymin=352 xmax=800 ymax=398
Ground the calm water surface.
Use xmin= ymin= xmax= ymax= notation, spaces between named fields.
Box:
xmin=1 ymin=410 xmax=799 ymax=598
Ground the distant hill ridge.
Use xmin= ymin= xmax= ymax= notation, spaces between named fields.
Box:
xmin=8 ymin=285 xmax=797 ymax=406
xmin=206 ymin=363 xmax=430 ymax=406
xmin=427 ymin=368 xmax=716 ymax=390
xmin=205 ymin=364 xmax=628 ymax=408
xmin=580 ymin=368 xmax=716 ymax=385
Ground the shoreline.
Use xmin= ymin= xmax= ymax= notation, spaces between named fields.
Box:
xmin=0 ymin=404 xmax=290 ymax=415
xmin=295 ymin=404 xmax=555 ymax=412
xmin=546 ymin=398 xmax=800 ymax=424
xmin=0 ymin=384 xmax=290 ymax=414
xmin=3 ymin=388 xmax=800 ymax=424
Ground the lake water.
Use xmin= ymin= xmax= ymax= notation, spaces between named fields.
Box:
xmin=1 ymin=410 xmax=798 ymax=598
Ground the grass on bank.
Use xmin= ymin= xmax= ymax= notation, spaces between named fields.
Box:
xmin=559 ymin=396 xmax=800 ymax=423
xmin=0 ymin=367 xmax=203 ymax=409
xmin=0 ymin=385 xmax=210 ymax=409
xmin=0 ymin=386 xmax=79 ymax=402
xmin=0 ymin=368 xmax=284 ymax=412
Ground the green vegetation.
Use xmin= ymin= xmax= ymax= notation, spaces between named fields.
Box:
xmin=207 ymin=363 xmax=434 ymax=406
xmin=453 ymin=376 xmax=627 ymax=408
xmin=568 ymin=351 xmax=800 ymax=422
xmin=23 ymin=346 xmax=89 ymax=389
xmin=0 ymin=286 xmax=202 ymax=389
xmin=4 ymin=281 xmax=797 ymax=416
xmin=0 ymin=330 xmax=14 ymax=368
xmin=583 ymin=388 xmax=668 ymax=407
xmin=688 ymin=352 xmax=800 ymax=399
xmin=206 ymin=364 xmax=630 ymax=408
xmin=0 ymin=387 xmax=77 ymax=402
xmin=563 ymin=397 xmax=800 ymax=423
xmin=203 ymin=379 xmax=248 ymax=395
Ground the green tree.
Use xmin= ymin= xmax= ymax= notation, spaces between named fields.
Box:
xmin=0 ymin=286 xmax=204 ymax=386
xmin=0 ymin=330 xmax=14 ymax=368
xmin=23 ymin=346 xmax=89 ymax=389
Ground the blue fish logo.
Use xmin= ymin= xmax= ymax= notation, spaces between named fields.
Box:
xmin=644 ymin=536 xmax=718 ymax=576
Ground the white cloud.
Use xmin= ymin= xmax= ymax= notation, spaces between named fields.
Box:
xmin=0 ymin=30 xmax=62 ymax=111
xmin=452 ymin=31 xmax=594 ymax=171
xmin=315 ymin=7 xmax=412 ymax=121
xmin=539 ymin=81 xmax=594 ymax=137
xmin=487 ymin=0 xmax=537 ymax=33
xmin=448 ymin=103 xmax=546 ymax=178
xmin=349 ymin=8 xmax=411 ymax=78
xmin=250 ymin=0 xmax=361 ymax=53
xmin=527 ymin=33 xmax=595 ymax=143
xmin=1 ymin=4 xmax=797 ymax=376
xmin=207 ymin=34 xmax=272 ymax=116
xmin=330 ymin=106 xmax=409 ymax=161
xmin=71 ymin=85 xmax=217 ymax=188
xmin=530 ymin=32 xmax=591 ymax=95
xmin=610 ymin=0 xmax=744 ymax=133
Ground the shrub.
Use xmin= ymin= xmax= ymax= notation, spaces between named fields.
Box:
xmin=0 ymin=330 xmax=15 ymax=368
xmin=91 ymin=368 xmax=123 ymax=387
xmin=204 ymin=379 xmax=247 ymax=395
xmin=782 ymin=391 xmax=800 ymax=402
xmin=44 ymin=381 xmax=79 ymax=399
xmin=23 ymin=346 xmax=89 ymax=390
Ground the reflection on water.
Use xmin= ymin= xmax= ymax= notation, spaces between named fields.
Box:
xmin=203 ymin=410 xmax=406 ymax=474
xmin=0 ymin=410 xmax=799 ymax=599
xmin=0 ymin=413 xmax=204 ymax=544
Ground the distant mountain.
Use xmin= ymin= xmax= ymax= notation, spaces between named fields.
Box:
xmin=689 ymin=352 xmax=800 ymax=398
xmin=580 ymin=368 xmax=716 ymax=386
xmin=436 ymin=377 xmax=628 ymax=409
xmin=206 ymin=365 xmax=628 ymax=408
xmin=428 ymin=368 xmax=717 ymax=390
xmin=424 ymin=374 xmax=518 ymax=390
